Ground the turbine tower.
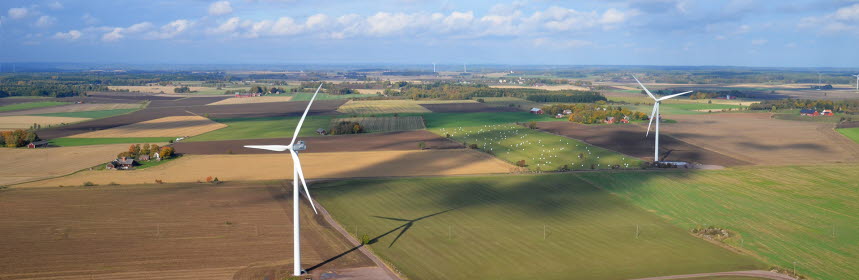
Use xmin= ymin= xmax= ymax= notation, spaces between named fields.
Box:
xmin=243 ymin=83 xmax=323 ymax=276
xmin=633 ymin=75 xmax=693 ymax=162
xmin=854 ymin=74 xmax=859 ymax=92
xmin=433 ymin=62 xmax=436 ymax=73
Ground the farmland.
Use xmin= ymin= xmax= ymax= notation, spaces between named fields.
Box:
xmin=0 ymin=103 xmax=142 ymax=117
xmin=15 ymin=150 xmax=513 ymax=188
xmin=291 ymin=92 xmax=377 ymax=101
xmin=429 ymin=123 xmax=642 ymax=171
xmin=0 ymin=115 xmax=90 ymax=130
xmin=578 ymin=164 xmax=859 ymax=280
xmin=0 ymin=144 xmax=134 ymax=186
xmin=187 ymin=116 xmax=334 ymax=142
xmin=35 ymin=108 xmax=139 ymax=118
xmin=423 ymin=112 xmax=561 ymax=128
xmin=0 ymin=101 xmax=68 ymax=112
xmin=332 ymin=116 xmax=425 ymax=133
xmin=0 ymin=182 xmax=378 ymax=279
xmin=661 ymin=113 xmax=859 ymax=165
xmin=49 ymin=137 xmax=174 ymax=147
xmin=68 ymin=116 xmax=227 ymax=138
xmin=337 ymin=100 xmax=476 ymax=114
xmin=206 ymin=95 xmax=293 ymax=105
xmin=312 ymin=175 xmax=764 ymax=280
xmin=838 ymin=127 xmax=859 ymax=144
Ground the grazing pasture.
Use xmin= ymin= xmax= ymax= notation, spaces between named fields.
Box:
xmin=0 ymin=144 xmax=133 ymax=186
xmin=0 ymin=182 xmax=377 ymax=280
xmin=478 ymin=97 xmax=542 ymax=111
xmin=15 ymin=150 xmax=513 ymax=187
xmin=332 ymin=116 xmax=425 ymax=133
xmin=206 ymin=95 xmax=294 ymax=105
xmin=0 ymin=101 xmax=68 ymax=112
xmin=313 ymin=175 xmax=764 ymax=280
xmin=0 ymin=115 xmax=90 ymax=130
xmin=837 ymin=127 xmax=859 ymax=144
xmin=69 ymin=116 xmax=227 ymax=138
xmin=187 ymin=116 xmax=334 ymax=142
xmin=578 ymin=164 xmax=859 ymax=280
xmin=661 ymin=113 xmax=859 ymax=165
xmin=337 ymin=100 xmax=476 ymax=115
xmin=430 ymin=123 xmax=642 ymax=171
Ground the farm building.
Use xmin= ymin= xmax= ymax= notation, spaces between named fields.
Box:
xmin=107 ymin=157 xmax=135 ymax=170
xmin=316 ymin=128 xmax=328 ymax=135
xmin=234 ymin=92 xmax=262 ymax=98
xmin=530 ymin=108 xmax=544 ymax=114
xmin=605 ymin=117 xmax=630 ymax=124
xmin=563 ymin=109 xmax=573 ymax=115
xmin=26 ymin=140 xmax=49 ymax=149
xmin=821 ymin=109 xmax=834 ymax=116
xmin=138 ymin=155 xmax=150 ymax=161
xmin=800 ymin=109 xmax=820 ymax=116
xmin=555 ymin=114 xmax=565 ymax=119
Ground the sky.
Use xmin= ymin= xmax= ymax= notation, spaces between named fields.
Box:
xmin=1 ymin=0 xmax=858 ymax=67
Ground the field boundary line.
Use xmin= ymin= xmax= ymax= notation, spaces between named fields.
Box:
xmin=312 ymin=196 xmax=403 ymax=280
xmin=628 ymin=269 xmax=794 ymax=280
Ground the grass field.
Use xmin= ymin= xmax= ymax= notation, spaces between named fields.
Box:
xmin=624 ymin=103 xmax=747 ymax=115
xmin=34 ymin=108 xmax=139 ymax=118
xmin=291 ymin=92 xmax=376 ymax=101
xmin=422 ymin=112 xmax=562 ymax=128
xmin=0 ymin=101 xmax=68 ymax=112
xmin=48 ymin=137 xmax=174 ymax=146
xmin=578 ymin=164 xmax=859 ymax=280
xmin=186 ymin=116 xmax=334 ymax=142
xmin=837 ymin=127 xmax=859 ymax=144
xmin=313 ymin=175 xmax=764 ymax=280
xmin=332 ymin=116 xmax=425 ymax=133
xmin=337 ymin=100 xmax=476 ymax=115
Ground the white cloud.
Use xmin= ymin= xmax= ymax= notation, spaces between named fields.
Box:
xmin=146 ymin=19 xmax=191 ymax=39
xmin=209 ymin=1 xmax=233 ymax=16
xmin=102 ymin=28 xmax=123 ymax=42
xmin=35 ymin=15 xmax=56 ymax=27
xmin=53 ymin=30 xmax=81 ymax=40
xmin=8 ymin=7 xmax=29 ymax=19
xmin=305 ymin=13 xmax=329 ymax=30
xmin=533 ymin=37 xmax=593 ymax=48
xmin=209 ymin=17 xmax=241 ymax=34
xmin=127 ymin=22 xmax=154 ymax=33
xmin=751 ymin=39 xmax=767 ymax=45
xmin=82 ymin=13 xmax=99 ymax=25
xmin=799 ymin=3 xmax=859 ymax=34
xmin=47 ymin=1 xmax=63 ymax=10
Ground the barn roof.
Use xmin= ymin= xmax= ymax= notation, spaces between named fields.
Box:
xmin=800 ymin=109 xmax=817 ymax=114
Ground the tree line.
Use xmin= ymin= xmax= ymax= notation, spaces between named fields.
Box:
xmin=0 ymin=129 xmax=40 ymax=147
xmin=749 ymin=99 xmax=859 ymax=114
xmin=541 ymin=104 xmax=649 ymax=124
xmin=117 ymin=143 xmax=174 ymax=159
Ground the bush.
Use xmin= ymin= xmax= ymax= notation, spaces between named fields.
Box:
xmin=527 ymin=121 xmax=538 ymax=129
xmin=330 ymin=121 xmax=364 ymax=135
xmin=83 ymin=181 xmax=97 ymax=187
xmin=516 ymin=160 xmax=527 ymax=167
xmin=418 ymin=141 xmax=426 ymax=150
xmin=361 ymin=234 xmax=371 ymax=245
xmin=468 ymin=143 xmax=478 ymax=149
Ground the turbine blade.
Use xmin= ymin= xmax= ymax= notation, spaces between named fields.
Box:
xmin=290 ymin=83 xmax=324 ymax=146
xmin=646 ymin=103 xmax=658 ymax=137
xmin=657 ymin=91 xmax=693 ymax=101
xmin=632 ymin=75 xmax=657 ymax=100
xmin=243 ymin=145 xmax=290 ymax=152
xmin=290 ymin=149 xmax=318 ymax=214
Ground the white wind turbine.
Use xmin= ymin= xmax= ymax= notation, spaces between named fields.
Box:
xmin=244 ymin=83 xmax=323 ymax=276
xmin=633 ymin=75 xmax=693 ymax=162
xmin=853 ymin=74 xmax=859 ymax=92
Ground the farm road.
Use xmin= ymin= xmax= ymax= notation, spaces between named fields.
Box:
xmin=630 ymin=269 xmax=794 ymax=280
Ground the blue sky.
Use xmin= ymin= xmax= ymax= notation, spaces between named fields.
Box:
xmin=1 ymin=0 xmax=858 ymax=67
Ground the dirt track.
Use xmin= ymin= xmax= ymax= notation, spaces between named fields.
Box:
xmin=173 ymin=130 xmax=463 ymax=155
xmin=536 ymin=121 xmax=750 ymax=166
xmin=0 ymin=182 xmax=377 ymax=280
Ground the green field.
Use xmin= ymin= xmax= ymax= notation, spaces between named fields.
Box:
xmin=422 ymin=112 xmax=561 ymax=128
xmin=313 ymin=175 xmax=764 ymax=280
xmin=837 ymin=127 xmax=859 ymax=144
xmin=186 ymin=116 xmax=333 ymax=142
xmin=332 ymin=116 xmax=425 ymax=133
xmin=624 ymin=103 xmax=747 ymax=115
xmin=49 ymin=137 xmax=174 ymax=146
xmin=290 ymin=92 xmax=376 ymax=101
xmin=578 ymin=164 xmax=859 ymax=280
xmin=428 ymin=122 xmax=640 ymax=171
xmin=34 ymin=108 xmax=139 ymax=118
xmin=0 ymin=101 xmax=68 ymax=112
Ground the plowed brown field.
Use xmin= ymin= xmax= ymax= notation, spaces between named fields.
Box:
xmin=68 ymin=116 xmax=226 ymax=138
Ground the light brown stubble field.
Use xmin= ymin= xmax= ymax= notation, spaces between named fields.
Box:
xmin=0 ymin=144 xmax=136 ymax=186
xmin=68 ymin=116 xmax=227 ymax=138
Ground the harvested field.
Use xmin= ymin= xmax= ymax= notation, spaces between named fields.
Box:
xmin=0 ymin=103 xmax=141 ymax=117
xmin=419 ymin=103 xmax=520 ymax=113
xmin=68 ymin=116 xmax=226 ymax=138
xmin=16 ymin=150 xmax=513 ymax=187
xmin=354 ymin=89 xmax=384 ymax=94
xmin=0 ymin=116 xmax=91 ymax=130
xmin=0 ymin=144 xmax=134 ymax=186
xmin=36 ymin=100 xmax=347 ymax=139
xmin=0 ymin=182 xmax=378 ymax=280
xmin=535 ymin=121 xmax=749 ymax=166
xmin=661 ymin=113 xmax=859 ymax=165
xmin=332 ymin=116 xmax=425 ymax=133
xmin=337 ymin=100 xmax=475 ymax=114
xmin=489 ymin=84 xmax=590 ymax=91
xmin=174 ymin=130 xmax=462 ymax=154
xmin=206 ymin=96 xmax=293 ymax=105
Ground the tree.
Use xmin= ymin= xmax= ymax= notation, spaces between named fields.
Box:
xmin=159 ymin=146 xmax=174 ymax=159
xmin=149 ymin=144 xmax=160 ymax=156
xmin=142 ymin=143 xmax=151 ymax=156
xmin=418 ymin=141 xmax=426 ymax=150
xmin=528 ymin=121 xmax=538 ymax=129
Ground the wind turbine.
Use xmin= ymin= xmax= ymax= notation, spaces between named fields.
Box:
xmin=633 ymin=75 xmax=693 ymax=162
xmin=853 ymin=74 xmax=859 ymax=92
xmin=243 ymin=83 xmax=323 ymax=276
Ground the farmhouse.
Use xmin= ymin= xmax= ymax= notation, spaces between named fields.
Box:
xmin=563 ymin=109 xmax=573 ymax=115
xmin=26 ymin=140 xmax=49 ymax=149
xmin=821 ymin=109 xmax=834 ymax=116
xmin=800 ymin=109 xmax=819 ymax=116
xmin=106 ymin=157 xmax=135 ymax=170
xmin=316 ymin=128 xmax=328 ymax=135
xmin=530 ymin=108 xmax=543 ymax=114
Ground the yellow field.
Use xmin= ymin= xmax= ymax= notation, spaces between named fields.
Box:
xmin=490 ymin=84 xmax=591 ymax=91
xmin=206 ymin=95 xmax=293 ymax=105
xmin=15 ymin=150 xmax=514 ymax=188
xmin=0 ymin=144 xmax=140 ymax=186
xmin=0 ymin=116 xmax=90 ymax=130
xmin=69 ymin=116 xmax=226 ymax=138
xmin=354 ymin=89 xmax=384 ymax=94
xmin=337 ymin=100 xmax=476 ymax=114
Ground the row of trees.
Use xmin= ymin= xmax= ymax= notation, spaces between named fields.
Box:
xmin=0 ymin=129 xmax=39 ymax=147
xmin=174 ymin=86 xmax=192 ymax=93
xmin=0 ymin=83 xmax=106 ymax=97
xmin=749 ymin=99 xmax=859 ymax=113
xmin=117 ymin=143 xmax=174 ymax=159
xmin=525 ymin=92 xmax=607 ymax=103
xmin=541 ymin=104 xmax=649 ymax=124
xmin=329 ymin=121 xmax=364 ymax=135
